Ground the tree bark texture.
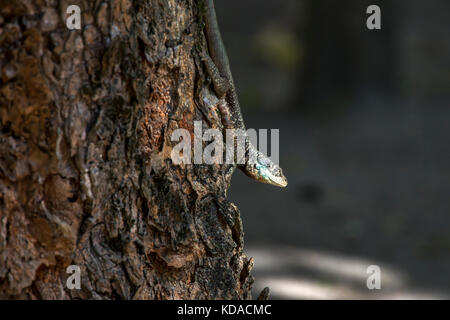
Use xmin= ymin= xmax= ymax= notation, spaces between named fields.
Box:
xmin=0 ymin=0 xmax=254 ymax=299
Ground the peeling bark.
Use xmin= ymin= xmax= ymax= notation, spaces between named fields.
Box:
xmin=0 ymin=0 xmax=253 ymax=299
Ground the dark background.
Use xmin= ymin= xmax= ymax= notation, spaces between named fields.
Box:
xmin=219 ymin=0 xmax=450 ymax=299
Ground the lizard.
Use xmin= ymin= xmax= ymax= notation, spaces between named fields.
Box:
xmin=200 ymin=0 xmax=288 ymax=188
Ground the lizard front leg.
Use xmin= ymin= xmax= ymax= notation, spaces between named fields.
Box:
xmin=199 ymin=47 xmax=287 ymax=188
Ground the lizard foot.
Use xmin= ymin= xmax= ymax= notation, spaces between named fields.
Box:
xmin=198 ymin=47 xmax=231 ymax=97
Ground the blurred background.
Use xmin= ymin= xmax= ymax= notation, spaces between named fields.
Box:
xmin=220 ymin=0 xmax=450 ymax=299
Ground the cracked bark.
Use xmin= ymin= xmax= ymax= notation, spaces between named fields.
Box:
xmin=0 ymin=0 xmax=253 ymax=299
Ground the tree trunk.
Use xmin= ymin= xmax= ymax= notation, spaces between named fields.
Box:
xmin=0 ymin=0 xmax=254 ymax=299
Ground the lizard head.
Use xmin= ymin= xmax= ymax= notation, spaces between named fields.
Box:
xmin=244 ymin=156 xmax=288 ymax=188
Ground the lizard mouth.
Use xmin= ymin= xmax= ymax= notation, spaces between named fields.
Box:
xmin=270 ymin=176 xmax=288 ymax=188
xmin=248 ymin=162 xmax=288 ymax=188
xmin=243 ymin=164 xmax=288 ymax=187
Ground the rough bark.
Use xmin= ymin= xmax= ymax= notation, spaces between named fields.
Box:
xmin=0 ymin=0 xmax=253 ymax=299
